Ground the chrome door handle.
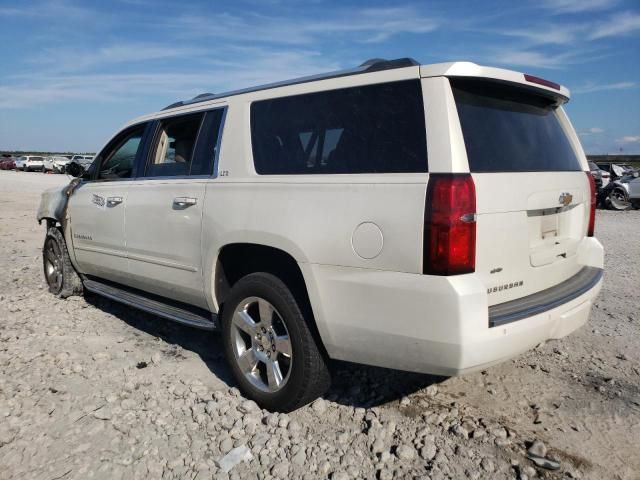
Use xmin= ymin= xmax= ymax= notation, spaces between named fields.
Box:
xmin=107 ymin=196 xmax=123 ymax=206
xmin=173 ymin=197 xmax=197 ymax=207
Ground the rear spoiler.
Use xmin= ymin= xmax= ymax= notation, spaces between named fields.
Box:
xmin=420 ymin=62 xmax=570 ymax=104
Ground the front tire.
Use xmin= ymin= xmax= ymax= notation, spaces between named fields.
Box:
xmin=42 ymin=227 xmax=83 ymax=298
xmin=221 ymin=272 xmax=330 ymax=412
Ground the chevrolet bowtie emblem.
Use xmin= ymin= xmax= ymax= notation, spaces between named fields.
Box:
xmin=559 ymin=192 xmax=573 ymax=206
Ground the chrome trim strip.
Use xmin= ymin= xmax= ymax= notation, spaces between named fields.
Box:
xmin=75 ymin=246 xmax=197 ymax=272
xmin=488 ymin=266 xmax=603 ymax=327
xmin=74 ymin=245 xmax=127 ymax=258
xmin=527 ymin=203 xmax=579 ymax=217
xmin=127 ymin=252 xmax=198 ymax=272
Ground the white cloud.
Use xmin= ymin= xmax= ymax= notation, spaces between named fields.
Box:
xmin=589 ymin=11 xmax=640 ymax=39
xmin=0 ymin=48 xmax=342 ymax=109
xmin=495 ymin=25 xmax=583 ymax=45
xmin=489 ymin=49 xmax=580 ymax=69
xmin=620 ymin=135 xmax=640 ymax=143
xmin=573 ymin=81 xmax=637 ymax=94
xmin=169 ymin=6 xmax=439 ymax=45
xmin=29 ymin=44 xmax=207 ymax=72
xmin=542 ymin=0 xmax=618 ymax=14
xmin=578 ymin=127 xmax=605 ymax=136
xmin=0 ymin=0 xmax=96 ymax=20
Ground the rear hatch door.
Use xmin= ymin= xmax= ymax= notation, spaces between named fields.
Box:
xmin=450 ymin=78 xmax=590 ymax=306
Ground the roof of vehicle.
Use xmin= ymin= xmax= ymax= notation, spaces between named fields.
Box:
xmin=123 ymin=58 xmax=571 ymax=130
xmin=162 ymin=58 xmax=569 ymax=110
xmin=160 ymin=58 xmax=421 ymax=111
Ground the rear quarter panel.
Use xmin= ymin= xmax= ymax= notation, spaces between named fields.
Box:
xmin=200 ymin=73 xmax=435 ymax=312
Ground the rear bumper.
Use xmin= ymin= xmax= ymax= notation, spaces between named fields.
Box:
xmin=303 ymin=238 xmax=604 ymax=376
xmin=488 ymin=266 xmax=602 ymax=327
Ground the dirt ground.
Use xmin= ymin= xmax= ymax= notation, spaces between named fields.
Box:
xmin=0 ymin=170 xmax=638 ymax=480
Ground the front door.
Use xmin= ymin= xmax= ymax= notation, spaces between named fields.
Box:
xmin=67 ymin=124 xmax=148 ymax=284
xmin=124 ymin=109 xmax=225 ymax=309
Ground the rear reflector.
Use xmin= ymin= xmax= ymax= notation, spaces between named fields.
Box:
xmin=423 ymin=174 xmax=476 ymax=275
xmin=586 ymin=171 xmax=596 ymax=237
xmin=524 ymin=74 xmax=560 ymax=91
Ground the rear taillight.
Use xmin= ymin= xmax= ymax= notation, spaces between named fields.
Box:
xmin=423 ymin=174 xmax=476 ymax=275
xmin=586 ymin=171 xmax=596 ymax=237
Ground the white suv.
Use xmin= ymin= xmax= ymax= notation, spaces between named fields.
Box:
xmin=17 ymin=155 xmax=45 ymax=171
xmin=37 ymin=58 xmax=604 ymax=411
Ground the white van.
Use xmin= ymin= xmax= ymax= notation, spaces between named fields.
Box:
xmin=38 ymin=58 xmax=603 ymax=411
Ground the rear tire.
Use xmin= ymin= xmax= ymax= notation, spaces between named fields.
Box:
xmin=221 ymin=272 xmax=331 ymax=412
xmin=42 ymin=227 xmax=83 ymax=298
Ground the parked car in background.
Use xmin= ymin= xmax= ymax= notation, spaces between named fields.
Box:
xmin=0 ymin=157 xmax=16 ymax=170
xmin=24 ymin=156 xmax=45 ymax=171
xmin=588 ymin=161 xmax=603 ymax=191
xmin=68 ymin=155 xmax=94 ymax=174
xmin=15 ymin=155 xmax=45 ymax=171
xmin=14 ymin=156 xmax=27 ymax=170
xmin=598 ymin=164 xmax=640 ymax=210
xmin=71 ymin=155 xmax=94 ymax=167
xmin=43 ymin=156 xmax=72 ymax=173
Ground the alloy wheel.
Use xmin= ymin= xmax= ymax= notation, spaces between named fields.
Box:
xmin=43 ymin=238 xmax=64 ymax=292
xmin=610 ymin=188 xmax=629 ymax=210
xmin=230 ymin=296 xmax=293 ymax=393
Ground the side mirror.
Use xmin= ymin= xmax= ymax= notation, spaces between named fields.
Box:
xmin=66 ymin=161 xmax=83 ymax=178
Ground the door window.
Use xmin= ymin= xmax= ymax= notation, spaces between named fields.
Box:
xmin=98 ymin=126 xmax=146 ymax=180
xmin=145 ymin=113 xmax=204 ymax=177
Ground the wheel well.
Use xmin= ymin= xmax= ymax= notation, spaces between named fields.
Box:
xmin=215 ymin=243 xmax=307 ymax=307
xmin=215 ymin=243 xmax=325 ymax=351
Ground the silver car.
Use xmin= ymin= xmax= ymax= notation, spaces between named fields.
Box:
xmin=606 ymin=164 xmax=640 ymax=209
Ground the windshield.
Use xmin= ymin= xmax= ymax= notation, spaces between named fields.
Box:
xmin=452 ymin=79 xmax=581 ymax=173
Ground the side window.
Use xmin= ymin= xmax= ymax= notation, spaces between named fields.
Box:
xmin=98 ymin=126 xmax=146 ymax=180
xmin=145 ymin=112 xmax=204 ymax=177
xmin=250 ymin=80 xmax=427 ymax=174
xmin=190 ymin=109 xmax=225 ymax=176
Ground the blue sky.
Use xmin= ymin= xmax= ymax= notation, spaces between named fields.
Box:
xmin=0 ymin=0 xmax=639 ymax=154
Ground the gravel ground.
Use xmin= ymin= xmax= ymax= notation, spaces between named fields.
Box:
xmin=0 ymin=170 xmax=638 ymax=480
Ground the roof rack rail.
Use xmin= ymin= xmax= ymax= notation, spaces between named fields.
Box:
xmin=161 ymin=57 xmax=419 ymax=111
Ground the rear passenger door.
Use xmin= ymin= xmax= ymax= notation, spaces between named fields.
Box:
xmin=124 ymin=108 xmax=225 ymax=308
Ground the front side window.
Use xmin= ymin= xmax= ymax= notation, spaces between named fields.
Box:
xmin=98 ymin=126 xmax=146 ymax=180
xmin=250 ymin=80 xmax=427 ymax=174
xmin=145 ymin=113 xmax=204 ymax=177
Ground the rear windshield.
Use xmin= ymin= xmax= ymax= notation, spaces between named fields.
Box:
xmin=250 ymin=80 xmax=427 ymax=174
xmin=452 ymin=79 xmax=581 ymax=172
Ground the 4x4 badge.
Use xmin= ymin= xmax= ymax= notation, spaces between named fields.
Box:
xmin=559 ymin=192 xmax=573 ymax=206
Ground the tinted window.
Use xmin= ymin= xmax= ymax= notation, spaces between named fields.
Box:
xmin=98 ymin=126 xmax=145 ymax=180
xmin=251 ymin=80 xmax=427 ymax=174
xmin=191 ymin=109 xmax=225 ymax=176
xmin=146 ymin=113 xmax=203 ymax=177
xmin=452 ymin=79 xmax=581 ymax=172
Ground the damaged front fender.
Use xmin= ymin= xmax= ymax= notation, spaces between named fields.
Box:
xmin=36 ymin=178 xmax=82 ymax=225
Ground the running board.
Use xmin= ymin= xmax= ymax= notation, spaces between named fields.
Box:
xmin=83 ymin=278 xmax=218 ymax=331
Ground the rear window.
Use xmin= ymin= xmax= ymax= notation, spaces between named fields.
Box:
xmin=452 ymin=79 xmax=581 ymax=172
xmin=250 ymin=80 xmax=427 ymax=174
